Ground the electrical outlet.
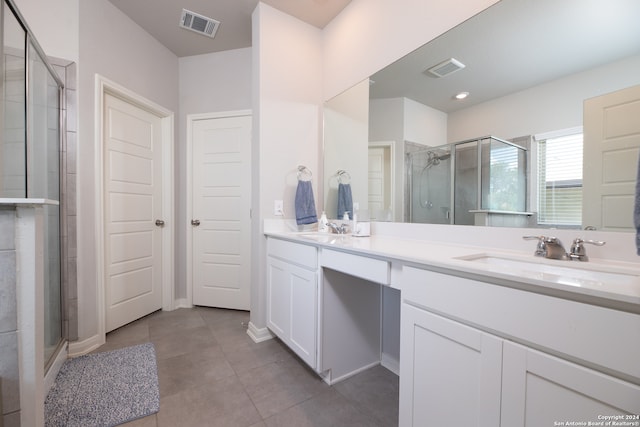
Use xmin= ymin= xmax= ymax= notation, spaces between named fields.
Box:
xmin=274 ymin=200 xmax=284 ymax=216
xmin=353 ymin=202 xmax=359 ymax=211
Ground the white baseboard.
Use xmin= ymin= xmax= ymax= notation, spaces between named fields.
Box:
xmin=247 ymin=321 xmax=274 ymax=343
xmin=381 ymin=352 xmax=400 ymax=376
xmin=68 ymin=333 xmax=104 ymax=357
xmin=175 ymin=298 xmax=192 ymax=309
xmin=44 ymin=342 xmax=68 ymax=394
xmin=322 ymin=361 xmax=380 ymax=385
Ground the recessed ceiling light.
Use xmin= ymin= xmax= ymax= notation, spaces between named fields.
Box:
xmin=455 ymin=91 xmax=469 ymax=100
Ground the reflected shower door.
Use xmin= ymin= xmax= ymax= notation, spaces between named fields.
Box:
xmin=408 ymin=147 xmax=452 ymax=224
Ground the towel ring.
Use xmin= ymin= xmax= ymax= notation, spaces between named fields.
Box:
xmin=337 ymin=170 xmax=351 ymax=184
xmin=297 ymin=165 xmax=313 ymax=181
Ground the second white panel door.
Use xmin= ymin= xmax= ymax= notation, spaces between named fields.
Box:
xmin=191 ymin=114 xmax=251 ymax=310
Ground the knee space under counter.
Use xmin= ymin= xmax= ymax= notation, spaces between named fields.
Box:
xmin=320 ymin=248 xmax=390 ymax=285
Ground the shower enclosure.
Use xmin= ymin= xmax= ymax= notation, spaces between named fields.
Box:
xmin=407 ymin=136 xmax=529 ymax=226
xmin=2 ymin=0 xmax=64 ymax=367
xmin=406 ymin=144 xmax=453 ymax=224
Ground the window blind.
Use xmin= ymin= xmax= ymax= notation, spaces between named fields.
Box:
xmin=537 ymin=133 xmax=583 ymax=226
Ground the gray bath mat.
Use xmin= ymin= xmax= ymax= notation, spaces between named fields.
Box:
xmin=45 ymin=342 xmax=159 ymax=426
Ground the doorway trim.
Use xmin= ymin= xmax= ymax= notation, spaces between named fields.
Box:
xmin=94 ymin=75 xmax=175 ymax=346
xmin=185 ymin=110 xmax=252 ymax=307
xmin=369 ymin=140 xmax=396 ymax=220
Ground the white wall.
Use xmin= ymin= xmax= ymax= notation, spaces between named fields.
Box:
xmin=76 ymin=0 xmax=179 ymax=341
xmin=324 ymin=79 xmax=369 ymax=219
xmin=322 ymin=0 xmax=499 ymax=100
xmin=251 ymin=4 xmax=324 ymax=329
xmin=14 ymin=0 xmax=79 ymax=62
xmin=177 ymin=48 xmax=252 ymax=299
xmin=179 ymin=48 xmax=252 ymax=116
xmin=369 ymin=98 xmax=404 ymax=143
xmin=404 ymin=98 xmax=447 ymax=146
xmin=369 ymin=98 xmax=405 ymax=221
xmin=448 ymin=54 xmax=640 ymax=142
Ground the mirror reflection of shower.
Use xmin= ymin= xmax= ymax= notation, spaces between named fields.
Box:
xmin=407 ymin=144 xmax=453 ymax=224
xmin=406 ymin=136 xmax=528 ymax=226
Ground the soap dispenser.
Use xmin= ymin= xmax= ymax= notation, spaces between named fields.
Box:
xmin=319 ymin=211 xmax=329 ymax=233
xmin=352 ymin=210 xmax=370 ymax=237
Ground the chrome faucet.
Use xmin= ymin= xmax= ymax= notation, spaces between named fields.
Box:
xmin=568 ymin=238 xmax=605 ymax=261
xmin=523 ymin=235 xmax=606 ymax=261
xmin=523 ymin=235 xmax=568 ymax=260
xmin=327 ymin=222 xmax=350 ymax=234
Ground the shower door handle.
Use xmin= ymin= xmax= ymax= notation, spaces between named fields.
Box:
xmin=155 ymin=219 xmax=165 ymax=227
xmin=191 ymin=219 xmax=201 ymax=226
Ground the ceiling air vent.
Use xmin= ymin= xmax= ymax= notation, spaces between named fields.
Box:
xmin=424 ymin=58 xmax=466 ymax=78
xmin=179 ymin=9 xmax=220 ymax=39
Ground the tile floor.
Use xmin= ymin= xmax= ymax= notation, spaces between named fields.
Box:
xmin=93 ymin=307 xmax=399 ymax=427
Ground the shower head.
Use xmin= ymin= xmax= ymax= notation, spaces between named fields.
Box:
xmin=426 ymin=150 xmax=451 ymax=166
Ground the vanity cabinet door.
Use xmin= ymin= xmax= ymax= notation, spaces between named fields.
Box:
xmin=501 ymin=342 xmax=640 ymax=426
xmin=266 ymin=256 xmax=317 ymax=369
xmin=399 ymin=304 xmax=502 ymax=427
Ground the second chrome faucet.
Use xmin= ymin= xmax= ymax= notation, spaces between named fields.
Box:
xmin=523 ymin=235 xmax=605 ymax=261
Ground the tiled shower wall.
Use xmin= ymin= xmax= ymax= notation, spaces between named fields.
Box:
xmin=50 ymin=58 xmax=78 ymax=342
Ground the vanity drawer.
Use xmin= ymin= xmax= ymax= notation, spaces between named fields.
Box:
xmin=402 ymin=266 xmax=640 ymax=382
xmin=267 ymin=238 xmax=317 ymax=270
xmin=321 ymin=249 xmax=390 ymax=285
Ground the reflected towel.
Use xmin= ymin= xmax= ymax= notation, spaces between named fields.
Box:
xmin=635 ymin=153 xmax=640 ymax=255
xmin=295 ymin=180 xmax=318 ymax=225
xmin=337 ymin=183 xmax=353 ymax=220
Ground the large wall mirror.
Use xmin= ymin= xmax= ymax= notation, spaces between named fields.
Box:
xmin=323 ymin=0 xmax=640 ymax=232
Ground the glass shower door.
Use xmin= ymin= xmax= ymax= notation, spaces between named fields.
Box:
xmin=1 ymin=1 xmax=25 ymax=197
xmin=407 ymin=146 xmax=452 ymax=224
xmin=27 ymin=39 xmax=63 ymax=366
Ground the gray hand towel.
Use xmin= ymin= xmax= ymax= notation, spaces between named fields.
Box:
xmin=635 ymin=153 xmax=640 ymax=255
xmin=337 ymin=183 xmax=353 ymax=220
xmin=295 ymin=180 xmax=318 ymax=225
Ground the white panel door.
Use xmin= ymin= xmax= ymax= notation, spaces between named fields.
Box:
xmin=104 ymin=94 xmax=163 ymax=332
xmin=583 ymin=84 xmax=640 ymax=231
xmin=192 ymin=115 xmax=251 ymax=309
xmin=368 ymin=143 xmax=393 ymax=220
xmin=368 ymin=146 xmax=386 ymax=214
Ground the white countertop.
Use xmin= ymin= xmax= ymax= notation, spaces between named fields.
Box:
xmin=265 ymin=231 xmax=640 ymax=313
xmin=0 ymin=198 xmax=60 ymax=206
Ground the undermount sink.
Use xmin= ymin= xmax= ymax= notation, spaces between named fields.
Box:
xmin=457 ymin=254 xmax=640 ymax=289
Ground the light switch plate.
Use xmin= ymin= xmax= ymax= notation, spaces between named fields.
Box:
xmin=274 ymin=200 xmax=284 ymax=216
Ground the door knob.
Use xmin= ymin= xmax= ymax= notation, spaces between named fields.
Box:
xmin=155 ymin=219 xmax=165 ymax=226
xmin=191 ymin=219 xmax=200 ymax=226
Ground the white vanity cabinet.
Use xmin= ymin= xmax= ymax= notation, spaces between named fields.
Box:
xmin=501 ymin=341 xmax=640 ymax=425
xmin=400 ymin=266 xmax=640 ymax=427
xmin=399 ymin=304 xmax=503 ymax=426
xmin=266 ymin=238 xmax=318 ymax=369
